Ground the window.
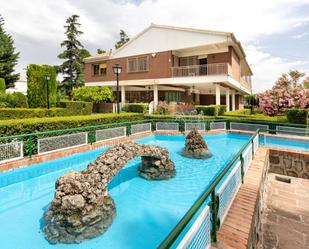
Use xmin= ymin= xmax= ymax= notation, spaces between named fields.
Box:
xmin=127 ymin=56 xmax=149 ymax=72
xmin=93 ymin=63 xmax=107 ymax=76
xmin=179 ymin=56 xmax=197 ymax=66
xmin=165 ymin=92 xmax=181 ymax=103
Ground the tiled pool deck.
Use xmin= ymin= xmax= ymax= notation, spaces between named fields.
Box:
xmin=261 ymin=173 xmax=309 ymax=249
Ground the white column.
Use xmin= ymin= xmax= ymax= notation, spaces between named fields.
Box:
xmin=153 ymin=84 xmax=158 ymax=111
xmin=231 ymin=90 xmax=235 ymax=111
xmin=121 ymin=86 xmax=126 ymax=105
xmin=215 ymin=84 xmax=221 ymax=105
xmin=226 ymin=88 xmax=230 ymax=112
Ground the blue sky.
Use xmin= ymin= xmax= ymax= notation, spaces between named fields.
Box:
xmin=0 ymin=0 xmax=308 ymax=92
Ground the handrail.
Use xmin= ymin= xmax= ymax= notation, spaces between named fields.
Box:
xmin=157 ymin=129 xmax=260 ymax=249
xmin=170 ymin=63 xmax=228 ymax=70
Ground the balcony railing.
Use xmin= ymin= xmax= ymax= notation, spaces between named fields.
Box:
xmin=171 ymin=63 xmax=231 ymax=77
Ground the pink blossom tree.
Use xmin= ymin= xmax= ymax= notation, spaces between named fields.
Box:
xmin=257 ymin=70 xmax=309 ymax=116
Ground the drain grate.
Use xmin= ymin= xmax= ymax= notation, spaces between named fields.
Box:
xmin=275 ymin=175 xmax=291 ymax=184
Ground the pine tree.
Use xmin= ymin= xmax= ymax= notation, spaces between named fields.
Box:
xmin=58 ymin=14 xmax=90 ymax=98
xmin=0 ymin=14 xmax=19 ymax=88
xmin=115 ymin=30 xmax=130 ymax=49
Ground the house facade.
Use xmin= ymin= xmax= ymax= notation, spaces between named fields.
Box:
xmin=84 ymin=24 xmax=253 ymax=111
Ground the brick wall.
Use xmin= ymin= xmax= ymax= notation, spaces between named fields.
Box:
xmin=268 ymin=149 xmax=309 ymax=179
xmin=85 ymin=51 xmax=173 ymax=82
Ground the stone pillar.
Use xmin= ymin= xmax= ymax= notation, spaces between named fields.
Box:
xmin=226 ymin=88 xmax=230 ymax=112
xmin=153 ymin=84 xmax=158 ymax=111
xmin=215 ymin=84 xmax=221 ymax=105
xmin=121 ymin=86 xmax=126 ymax=105
xmin=231 ymin=90 xmax=235 ymax=111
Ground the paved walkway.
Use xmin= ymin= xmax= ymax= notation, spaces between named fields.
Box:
xmin=261 ymin=173 xmax=309 ymax=249
xmin=216 ymin=147 xmax=268 ymax=249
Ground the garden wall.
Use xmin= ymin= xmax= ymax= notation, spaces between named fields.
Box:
xmin=268 ymin=149 xmax=309 ymax=179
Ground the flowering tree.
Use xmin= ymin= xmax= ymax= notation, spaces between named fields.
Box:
xmin=257 ymin=70 xmax=309 ymax=116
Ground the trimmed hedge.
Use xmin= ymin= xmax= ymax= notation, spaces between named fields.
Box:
xmin=0 ymin=101 xmax=93 ymax=120
xmin=222 ymin=110 xmax=288 ymax=123
xmin=195 ymin=105 xmax=226 ymax=116
xmin=145 ymin=114 xmax=216 ymax=120
xmin=286 ymin=109 xmax=308 ymax=124
xmin=27 ymin=64 xmax=57 ymax=108
xmin=0 ymin=113 xmax=144 ymax=136
xmin=57 ymin=101 xmax=93 ymax=115
xmin=146 ymin=113 xmax=289 ymax=123
xmin=0 ymin=78 xmax=5 ymax=93
xmin=122 ymin=103 xmax=148 ymax=113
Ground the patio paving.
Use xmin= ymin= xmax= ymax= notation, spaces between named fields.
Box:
xmin=261 ymin=173 xmax=309 ymax=249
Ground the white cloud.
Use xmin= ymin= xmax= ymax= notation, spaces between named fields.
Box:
xmin=0 ymin=0 xmax=309 ymax=91
xmin=292 ymin=32 xmax=308 ymax=39
xmin=245 ymin=45 xmax=309 ymax=92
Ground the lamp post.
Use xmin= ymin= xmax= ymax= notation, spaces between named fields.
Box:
xmin=44 ymin=75 xmax=51 ymax=109
xmin=112 ymin=64 xmax=122 ymax=114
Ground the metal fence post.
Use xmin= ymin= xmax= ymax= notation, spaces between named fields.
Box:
xmin=240 ymin=153 xmax=244 ymax=183
xmin=89 ymin=128 xmax=95 ymax=144
xmin=251 ymin=139 xmax=255 ymax=159
xmin=211 ymin=190 xmax=220 ymax=242
xmin=27 ymin=136 xmax=34 ymax=159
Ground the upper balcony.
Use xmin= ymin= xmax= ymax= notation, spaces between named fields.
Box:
xmin=170 ymin=63 xmax=232 ymax=78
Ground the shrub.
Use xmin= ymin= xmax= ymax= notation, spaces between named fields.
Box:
xmin=195 ymin=105 xmax=226 ymax=116
xmin=0 ymin=92 xmax=28 ymax=108
xmin=0 ymin=78 xmax=5 ymax=93
xmin=286 ymin=109 xmax=308 ymax=124
xmin=27 ymin=64 xmax=57 ymax=108
xmin=6 ymin=92 xmax=28 ymax=107
xmin=244 ymin=94 xmax=258 ymax=106
xmin=225 ymin=109 xmax=252 ymax=116
xmin=0 ymin=113 xmax=144 ymax=136
xmin=57 ymin=101 xmax=93 ymax=115
xmin=72 ymin=86 xmax=114 ymax=103
xmin=122 ymin=103 xmax=148 ymax=113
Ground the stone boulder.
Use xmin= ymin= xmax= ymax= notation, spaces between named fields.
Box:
xmin=43 ymin=142 xmax=175 ymax=244
xmin=182 ymin=130 xmax=212 ymax=159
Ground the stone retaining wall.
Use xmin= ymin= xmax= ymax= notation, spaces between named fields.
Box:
xmin=269 ymin=149 xmax=309 ymax=179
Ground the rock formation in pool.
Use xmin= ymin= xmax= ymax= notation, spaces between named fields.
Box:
xmin=182 ymin=130 xmax=212 ymax=159
xmin=43 ymin=142 xmax=175 ymax=244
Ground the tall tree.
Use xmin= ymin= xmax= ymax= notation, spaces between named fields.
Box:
xmin=0 ymin=14 xmax=19 ymax=88
xmin=97 ymin=48 xmax=106 ymax=54
xmin=275 ymin=70 xmax=305 ymax=89
xmin=115 ymin=30 xmax=130 ymax=49
xmin=58 ymin=14 xmax=89 ymax=98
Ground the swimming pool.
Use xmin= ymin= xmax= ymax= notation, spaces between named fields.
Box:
xmin=0 ymin=133 xmax=307 ymax=249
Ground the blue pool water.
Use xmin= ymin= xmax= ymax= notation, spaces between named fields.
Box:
xmin=260 ymin=135 xmax=309 ymax=151
xmin=0 ymin=133 xmax=307 ymax=249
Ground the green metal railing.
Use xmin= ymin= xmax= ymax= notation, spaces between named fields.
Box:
xmin=157 ymin=129 xmax=260 ymax=249
xmin=0 ymin=118 xmax=307 ymax=159
xmin=0 ymin=119 xmax=152 ymax=158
